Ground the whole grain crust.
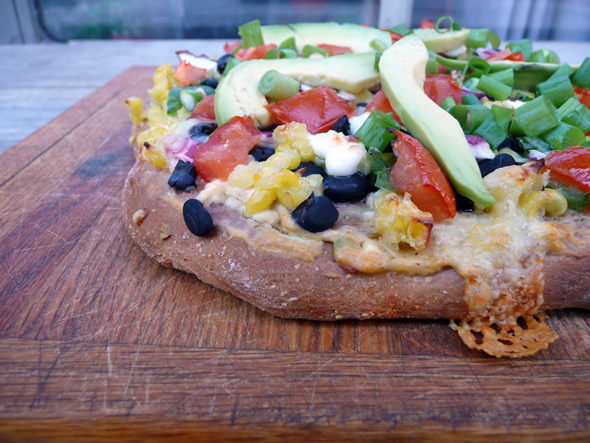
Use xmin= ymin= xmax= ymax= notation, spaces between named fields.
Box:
xmin=122 ymin=158 xmax=590 ymax=321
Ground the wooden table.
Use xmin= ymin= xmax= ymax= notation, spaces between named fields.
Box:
xmin=1 ymin=42 xmax=590 ymax=441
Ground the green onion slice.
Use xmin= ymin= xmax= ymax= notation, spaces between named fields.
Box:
xmin=355 ymin=110 xmax=401 ymax=152
xmin=541 ymin=122 xmax=586 ymax=150
xmin=507 ymin=40 xmax=533 ymax=60
xmin=557 ymin=97 xmax=590 ymax=133
xmin=572 ymin=57 xmax=590 ymax=89
xmin=301 ymin=44 xmax=329 ymax=58
xmin=488 ymin=68 xmax=514 ymax=87
xmin=279 ymin=37 xmax=296 ymax=51
xmin=390 ymin=23 xmax=409 ymax=36
xmin=513 ymin=95 xmax=560 ymax=137
xmin=449 ymin=104 xmax=493 ymax=133
xmin=434 ymin=15 xmax=455 ymax=33
xmin=491 ymin=104 xmax=513 ymax=132
xmin=478 ymin=74 xmax=512 ymax=101
xmin=258 ymin=70 xmax=300 ymax=101
xmin=473 ymin=117 xmax=507 ymax=149
xmin=537 ymin=75 xmax=575 ymax=107
xmin=238 ymin=19 xmax=264 ymax=48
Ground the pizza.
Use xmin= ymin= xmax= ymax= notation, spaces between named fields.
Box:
xmin=123 ymin=18 xmax=590 ymax=357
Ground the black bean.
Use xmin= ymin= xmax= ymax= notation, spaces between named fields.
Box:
xmin=454 ymin=190 xmax=475 ymax=212
xmin=295 ymin=162 xmax=326 ymax=177
xmin=330 ymin=115 xmax=350 ymax=135
xmin=216 ymin=54 xmax=234 ymax=74
xmin=249 ymin=146 xmax=275 ymax=162
xmin=498 ymin=137 xmax=524 ymax=154
xmin=168 ymin=160 xmax=197 ymax=191
xmin=323 ymin=173 xmax=374 ymax=202
xmin=292 ymin=195 xmax=339 ymax=233
xmin=201 ymin=77 xmax=218 ymax=89
xmin=183 ymin=199 xmax=213 ymax=237
xmin=189 ymin=123 xmax=217 ymax=139
xmin=480 ymin=153 xmax=516 ymax=177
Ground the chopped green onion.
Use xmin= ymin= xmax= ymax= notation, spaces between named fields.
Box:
xmin=167 ymin=86 xmax=211 ymax=115
xmin=507 ymin=40 xmax=533 ymax=60
xmin=368 ymin=147 xmax=396 ymax=192
xmin=529 ymin=49 xmax=560 ymax=64
xmin=440 ymin=96 xmax=456 ymax=111
xmin=582 ymin=140 xmax=590 ymax=148
xmin=466 ymin=29 xmax=490 ymax=49
xmin=489 ymin=31 xmax=501 ymax=49
xmin=467 ymin=57 xmax=491 ymax=77
xmin=498 ymin=148 xmax=528 ymax=163
xmin=473 ymin=117 xmax=507 ymax=149
xmin=463 ymin=77 xmax=481 ymax=91
xmin=238 ymin=20 xmax=264 ymax=48
xmin=488 ymin=68 xmax=514 ymax=87
xmin=557 ymin=97 xmax=590 ymax=133
xmin=510 ymin=89 xmax=535 ymax=101
xmin=434 ymin=15 xmax=455 ymax=33
xmin=390 ymin=23 xmax=409 ymax=36
xmin=302 ymin=44 xmax=329 ymax=58
xmin=435 ymin=55 xmax=467 ymax=71
xmin=355 ymin=110 xmax=401 ymax=151
xmin=265 ymin=48 xmax=297 ymax=59
xmin=223 ymin=57 xmax=241 ymax=74
xmin=370 ymin=38 xmax=389 ymax=51
xmin=279 ymin=37 xmax=296 ymax=51
xmin=541 ymin=122 xmax=586 ymax=150
xmin=179 ymin=89 xmax=203 ymax=112
xmin=462 ymin=93 xmax=481 ymax=105
xmin=509 ymin=117 xmax=525 ymax=137
xmin=536 ymin=75 xmax=575 ymax=107
xmin=449 ymin=104 xmax=493 ymax=133
xmin=478 ymin=74 xmax=512 ymax=100
xmin=547 ymin=181 xmax=589 ymax=212
xmin=549 ymin=63 xmax=575 ymax=81
xmin=518 ymin=136 xmax=553 ymax=154
xmin=491 ymin=104 xmax=513 ymax=131
xmin=425 ymin=58 xmax=439 ymax=74
xmin=572 ymin=57 xmax=590 ymax=89
xmin=258 ymin=70 xmax=300 ymax=101
xmin=513 ymin=95 xmax=560 ymax=137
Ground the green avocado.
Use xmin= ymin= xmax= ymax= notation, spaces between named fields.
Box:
xmin=215 ymin=52 xmax=380 ymax=127
xmin=379 ymin=35 xmax=495 ymax=207
xmin=261 ymin=23 xmax=392 ymax=54
xmin=411 ymin=28 xmax=469 ymax=53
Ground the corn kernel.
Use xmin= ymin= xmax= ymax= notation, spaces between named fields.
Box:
xmin=125 ymin=97 xmax=146 ymax=125
xmin=520 ymin=189 xmax=568 ymax=217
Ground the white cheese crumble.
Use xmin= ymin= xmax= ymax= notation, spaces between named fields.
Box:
xmin=349 ymin=111 xmax=370 ymax=135
xmin=308 ymin=130 xmax=367 ymax=176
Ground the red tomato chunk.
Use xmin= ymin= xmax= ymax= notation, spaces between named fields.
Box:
xmin=189 ymin=94 xmax=216 ymax=123
xmin=235 ymin=44 xmax=278 ymax=60
xmin=316 ymin=44 xmax=352 ymax=56
xmin=390 ymin=131 xmax=456 ymax=222
xmin=544 ymin=146 xmax=590 ymax=193
xmin=423 ymin=74 xmax=462 ymax=106
xmin=365 ymin=89 xmax=403 ymax=125
xmin=193 ymin=116 xmax=261 ymax=182
xmin=265 ymin=86 xmax=355 ymax=134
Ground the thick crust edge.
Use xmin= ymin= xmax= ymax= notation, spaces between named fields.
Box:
xmin=122 ymin=158 xmax=590 ymax=321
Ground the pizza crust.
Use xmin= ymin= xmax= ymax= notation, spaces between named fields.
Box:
xmin=122 ymin=158 xmax=590 ymax=321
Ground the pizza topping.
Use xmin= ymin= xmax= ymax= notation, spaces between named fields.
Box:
xmin=168 ymin=160 xmax=197 ymax=191
xmin=390 ymin=131 xmax=456 ymax=223
xmin=216 ymin=54 xmax=235 ymax=75
xmin=292 ymin=195 xmax=339 ymax=233
xmin=189 ymin=123 xmax=217 ymax=140
xmin=323 ymin=173 xmax=374 ymax=203
xmin=193 ymin=115 xmax=261 ymax=182
xmin=544 ymin=146 xmax=590 ymax=193
xmin=249 ymin=146 xmax=275 ymax=162
xmin=183 ymin=199 xmax=214 ymax=237
xmin=308 ymin=131 xmax=370 ymax=176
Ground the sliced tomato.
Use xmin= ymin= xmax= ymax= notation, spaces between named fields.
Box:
xmin=575 ymin=87 xmax=590 ymax=111
xmin=235 ymin=43 xmax=278 ymax=61
xmin=390 ymin=131 xmax=456 ymax=222
xmin=544 ymin=146 xmax=590 ymax=193
xmin=193 ymin=115 xmax=261 ymax=182
xmin=365 ymin=89 xmax=402 ymax=125
xmin=189 ymin=94 xmax=216 ymax=123
xmin=423 ymin=74 xmax=462 ymax=106
xmin=388 ymin=31 xmax=404 ymax=43
xmin=505 ymin=51 xmax=525 ymax=61
xmin=420 ymin=19 xmax=435 ymax=29
xmin=265 ymin=86 xmax=355 ymax=134
xmin=224 ymin=40 xmax=242 ymax=54
xmin=317 ymin=44 xmax=352 ymax=56
xmin=485 ymin=49 xmax=525 ymax=62
xmin=174 ymin=61 xmax=208 ymax=87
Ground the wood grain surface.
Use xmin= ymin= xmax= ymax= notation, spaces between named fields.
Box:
xmin=0 ymin=66 xmax=589 ymax=441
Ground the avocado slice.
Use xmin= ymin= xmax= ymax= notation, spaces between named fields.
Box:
xmin=261 ymin=23 xmax=392 ymax=54
xmin=215 ymin=52 xmax=380 ymax=127
xmin=379 ymin=36 xmax=495 ymax=207
xmin=412 ymin=28 xmax=469 ymax=53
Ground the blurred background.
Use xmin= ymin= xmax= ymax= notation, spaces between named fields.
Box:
xmin=3 ymin=0 xmax=590 ymax=44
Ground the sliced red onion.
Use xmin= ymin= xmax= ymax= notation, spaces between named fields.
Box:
xmin=466 ymin=135 xmax=494 ymax=159
xmin=163 ymin=134 xmax=204 ymax=163
xmin=476 ymin=47 xmax=498 ymax=59
xmin=337 ymin=90 xmax=356 ymax=101
xmin=257 ymin=131 xmax=276 ymax=148
xmin=176 ymin=50 xmax=217 ymax=71
xmin=528 ymin=149 xmax=548 ymax=161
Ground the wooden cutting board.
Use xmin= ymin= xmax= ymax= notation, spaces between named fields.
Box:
xmin=1 ymin=66 xmax=589 ymax=441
